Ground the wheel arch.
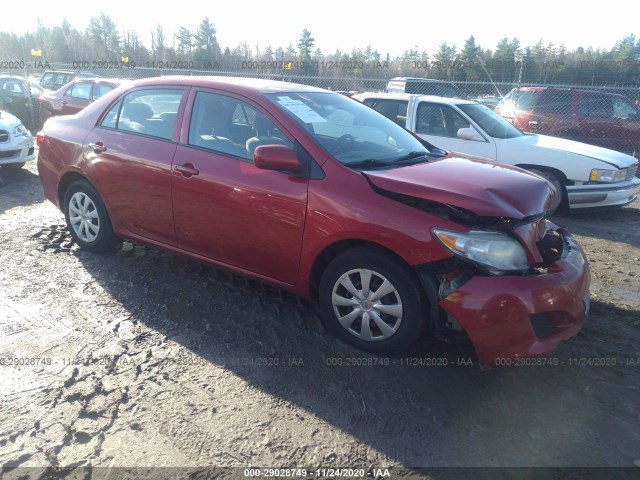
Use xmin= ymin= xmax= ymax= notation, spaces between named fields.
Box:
xmin=57 ymin=171 xmax=93 ymax=208
xmin=308 ymin=239 xmax=423 ymax=301
xmin=513 ymin=164 xmax=568 ymax=185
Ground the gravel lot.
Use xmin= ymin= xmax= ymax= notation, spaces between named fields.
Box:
xmin=1 ymin=160 xmax=639 ymax=479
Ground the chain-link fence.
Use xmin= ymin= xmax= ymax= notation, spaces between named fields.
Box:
xmin=2 ymin=61 xmax=640 ymax=157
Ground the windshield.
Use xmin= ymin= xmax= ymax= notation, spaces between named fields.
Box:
xmin=503 ymin=89 xmax=539 ymax=110
xmin=459 ymin=103 xmax=524 ymax=139
xmin=266 ymin=92 xmax=435 ymax=168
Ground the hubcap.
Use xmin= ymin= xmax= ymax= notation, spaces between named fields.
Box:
xmin=331 ymin=268 xmax=403 ymax=342
xmin=68 ymin=192 xmax=100 ymax=243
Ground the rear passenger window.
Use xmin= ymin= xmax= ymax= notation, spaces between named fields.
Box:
xmin=67 ymin=82 xmax=91 ymax=100
xmin=99 ymin=88 xmax=183 ymax=140
xmin=612 ymin=97 xmax=639 ymax=119
xmin=93 ymin=83 xmax=115 ymax=99
xmin=580 ymin=95 xmax=613 ymax=117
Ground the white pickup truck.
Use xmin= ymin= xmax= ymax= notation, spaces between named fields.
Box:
xmin=353 ymin=92 xmax=640 ymax=212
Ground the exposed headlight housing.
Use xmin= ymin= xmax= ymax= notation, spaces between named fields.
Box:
xmin=589 ymin=168 xmax=627 ymax=183
xmin=13 ymin=124 xmax=28 ymax=137
xmin=433 ymin=229 xmax=529 ymax=275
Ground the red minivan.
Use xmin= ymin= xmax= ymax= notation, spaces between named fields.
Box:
xmin=37 ymin=76 xmax=590 ymax=368
xmin=495 ymin=86 xmax=640 ymax=156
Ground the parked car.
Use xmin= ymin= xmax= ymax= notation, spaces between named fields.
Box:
xmin=39 ymin=70 xmax=100 ymax=91
xmin=469 ymin=95 xmax=501 ymax=110
xmin=353 ymin=92 xmax=640 ymax=212
xmin=0 ymin=75 xmax=41 ymax=131
xmin=386 ymin=77 xmax=462 ymax=98
xmin=37 ymin=76 xmax=590 ymax=368
xmin=494 ymin=86 xmax=640 ymax=157
xmin=39 ymin=78 xmax=122 ymax=123
xmin=0 ymin=109 xmax=36 ymax=170
xmin=28 ymin=81 xmax=44 ymax=97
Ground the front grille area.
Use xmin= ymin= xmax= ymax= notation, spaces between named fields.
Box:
xmin=0 ymin=130 xmax=8 ymax=143
xmin=627 ymin=162 xmax=638 ymax=180
xmin=0 ymin=150 xmax=19 ymax=159
xmin=536 ymin=229 xmax=564 ymax=266
xmin=530 ymin=313 xmax=557 ymax=338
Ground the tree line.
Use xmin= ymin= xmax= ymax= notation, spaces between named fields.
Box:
xmin=0 ymin=15 xmax=638 ymax=86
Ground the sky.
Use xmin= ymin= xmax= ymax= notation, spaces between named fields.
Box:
xmin=0 ymin=0 xmax=637 ymax=57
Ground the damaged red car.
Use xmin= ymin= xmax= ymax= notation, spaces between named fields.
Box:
xmin=37 ymin=77 xmax=590 ymax=367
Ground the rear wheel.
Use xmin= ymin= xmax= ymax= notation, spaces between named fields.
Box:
xmin=63 ymin=180 xmax=118 ymax=253
xmin=528 ymin=169 xmax=565 ymax=214
xmin=318 ymin=248 xmax=426 ymax=354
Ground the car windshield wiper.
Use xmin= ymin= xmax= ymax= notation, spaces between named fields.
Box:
xmin=393 ymin=151 xmax=430 ymax=162
xmin=348 ymin=151 xmax=430 ymax=170
xmin=348 ymin=159 xmax=395 ymax=169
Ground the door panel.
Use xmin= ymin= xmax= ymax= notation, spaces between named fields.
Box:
xmin=84 ymin=128 xmax=178 ymax=245
xmin=172 ymin=146 xmax=308 ymax=284
xmin=82 ymin=87 xmax=185 ymax=246
xmin=578 ymin=94 xmax=615 ymax=148
xmin=172 ymin=90 xmax=307 ymax=284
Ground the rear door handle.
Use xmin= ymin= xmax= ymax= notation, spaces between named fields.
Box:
xmin=174 ymin=163 xmax=200 ymax=177
xmin=88 ymin=142 xmax=107 ymax=153
xmin=61 ymin=100 xmax=68 ymax=105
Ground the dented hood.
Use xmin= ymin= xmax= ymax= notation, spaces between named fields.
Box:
xmin=364 ymin=156 xmax=553 ymax=219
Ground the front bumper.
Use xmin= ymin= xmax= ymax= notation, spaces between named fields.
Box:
xmin=438 ymin=233 xmax=590 ymax=368
xmin=0 ymin=134 xmax=35 ymax=166
xmin=567 ymin=177 xmax=640 ymax=209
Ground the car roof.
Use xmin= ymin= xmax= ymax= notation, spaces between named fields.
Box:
xmin=129 ymin=76 xmax=329 ymax=94
xmin=513 ymin=86 xmax=631 ymax=98
xmin=389 ymin=77 xmax=452 ymax=83
xmin=42 ymin=70 xmax=76 ymax=74
xmin=65 ymin=77 xmax=122 ymax=85
xmin=354 ymin=92 xmax=477 ymax=105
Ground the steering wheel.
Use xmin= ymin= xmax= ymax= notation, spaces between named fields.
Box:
xmin=331 ymin=134 xmax=355 ymax=155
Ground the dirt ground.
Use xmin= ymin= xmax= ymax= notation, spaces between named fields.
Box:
xmin=0 ymin=160 xmax=639 ymax=479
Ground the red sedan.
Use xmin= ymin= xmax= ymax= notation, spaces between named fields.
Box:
xmin=38 ymin=78 xmax=122 ymax=123
xmin=36 ymin=76 xmax=590 ymax=368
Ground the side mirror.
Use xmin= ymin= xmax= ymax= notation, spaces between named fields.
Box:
xmin=254 ymin=145 xmax=301 ymax=172
xmin=457 ymin=127 xmax=484 ymax=142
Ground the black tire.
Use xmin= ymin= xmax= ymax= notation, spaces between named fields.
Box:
xmin=63 ymin=179 xmax=118 ymax=253
xmin=528 ymin=169 xmax=565 ymax=214
xmin=3 ymin=162 xmax=26 ymax=170
xmin=318 ymin=247 xmax=426 ymax=354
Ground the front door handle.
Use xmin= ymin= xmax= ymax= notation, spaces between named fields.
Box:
xmin=174 ymin=163 xmax=200 ymax=177
xmin=88 ymin=142 xmax=107 ymax=153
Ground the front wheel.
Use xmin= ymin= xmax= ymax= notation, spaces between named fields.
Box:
xmin=318 ymin=248 xmax=426 ymax=354
xmin=63 ymin=179 xmax=118 ymax=253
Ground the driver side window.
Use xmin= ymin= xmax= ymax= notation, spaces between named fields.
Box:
xmin=188 ymin=92 xmax=292 ymax=161
xmin=416 ymin=103 xmax=470 ymax=138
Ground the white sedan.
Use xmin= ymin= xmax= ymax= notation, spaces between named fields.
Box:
xmin=353 ymin=92 xmax=640 ymax=211
xmin=0 ymin=110 xmax=35 ymax=169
